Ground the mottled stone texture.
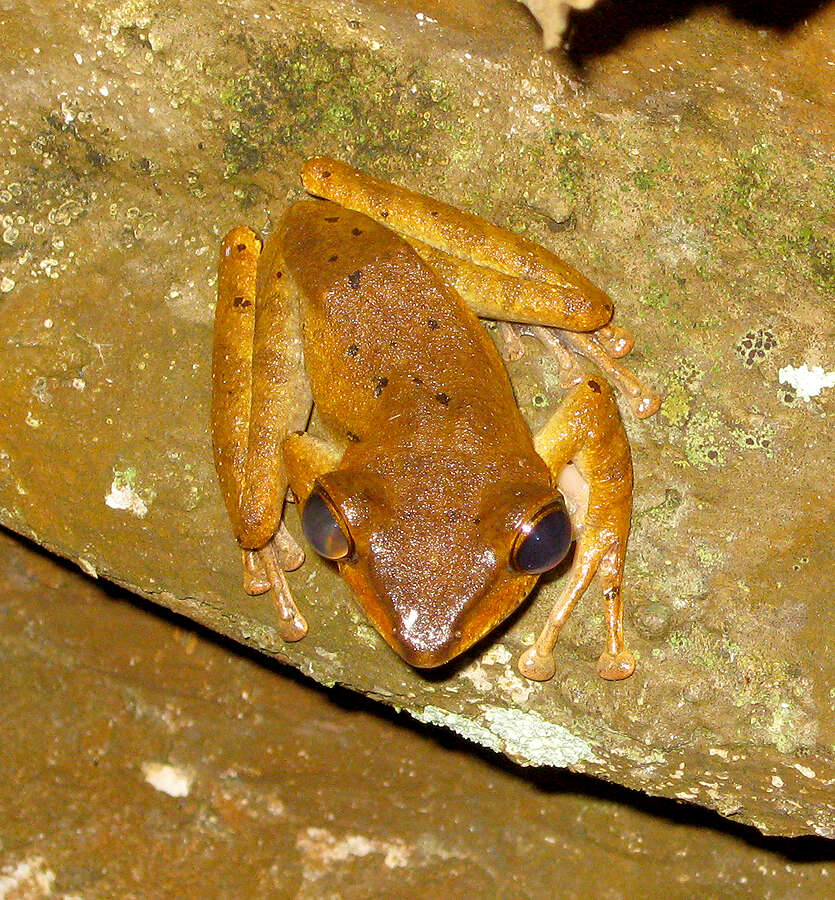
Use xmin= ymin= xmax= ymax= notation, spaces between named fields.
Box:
xmin=0 ymin=0 xmax=832 ymax=837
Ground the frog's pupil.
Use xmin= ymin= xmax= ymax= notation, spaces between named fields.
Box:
xmin=514 ymin=505 xmax=572 ymax=574
xmin=302 ymin=492 xmax=350 ymax=560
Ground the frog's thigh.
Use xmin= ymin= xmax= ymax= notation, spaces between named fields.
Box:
xmin=239 ymin=231 xmax=313 ymax=550
xmin=213 ymin=227 xmax=313 ymax=642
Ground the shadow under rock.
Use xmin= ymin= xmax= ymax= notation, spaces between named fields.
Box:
xmin=565 ymin=0 xmax=831 ymax=64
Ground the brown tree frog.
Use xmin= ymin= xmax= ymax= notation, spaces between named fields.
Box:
xmin=211 ymin=158 xmax=660 ymax=682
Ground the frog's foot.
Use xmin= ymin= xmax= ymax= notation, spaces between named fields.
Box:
xmin=241 ymin=524 xmax=305 ymax=596
xmin=273 ymin=521 xmax=306 ymax=570
xmin=597 ymin=648 xmax=635 ymax=681
xmin=242 ymin=539 xmax=308 ymax=642
xmin=534 ymin=325 xmax=661 ymax=418
xmin=597 ymin=547 xmax=634 ymax=680
xmin=518 ymin=645 xmax=557 ymax=681
xmin=532 ymin=326 xmax=588 ymax=389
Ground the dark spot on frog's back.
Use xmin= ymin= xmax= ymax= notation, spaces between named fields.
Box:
xmin=324 ymin=216 xmax=339 ymax=223
xmin=347 ymin=344 xmax=359 ymax=357
xmin=374 ymin=377 xmax=389 ymax=398
xmin=348 ymin=270 xmax=362 ymax=288
xmin=589 ymin=380 xmax=601 ymax=393
xmin=435 ymin=392 xmax=450 ymax=405
xmin=351 ymin=227 xmax=362 ymax=236
xmin=427 ymin=318 xmax=439 ymax=330
xmin=233 ymin=296 xmax=251 ymax=308
xmin=328 ymin=254 xmax=338 ymax=262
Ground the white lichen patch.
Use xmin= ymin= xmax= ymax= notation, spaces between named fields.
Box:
xmin=494 ymin=667 xmax=536 ymax=705
xmin=778 ymin=364 xmax=835 ymax=402
xmin=105 ymin=467 xmax=150 ymax=517
xmin=482 ymin=643 xmax=512 ymax=666
xmin=458 ymin=660 xmax=493 ymax=692
xmin=411 ymin=705 xmax=503 ymax=753
xmin=413 ymin=703 xmax=595 ymax=767
xmin=482 ymin=706 xmax=597 ymax=767
xmin=141 ymin=761 xmax=193 ymax=797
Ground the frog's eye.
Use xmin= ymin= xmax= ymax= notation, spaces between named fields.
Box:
xmin=301 ymin=489 xmax=353 ymax=561
xmin=511 ymin=498 xmax=572 ymax=574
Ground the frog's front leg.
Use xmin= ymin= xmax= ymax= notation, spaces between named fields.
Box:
xmin=518 ymin=377 xmax=637 ymax=681
xmin=212 ymin=225 xmax=312 ymax=641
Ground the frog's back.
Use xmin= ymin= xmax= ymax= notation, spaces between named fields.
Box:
xmin=279 ymin=199 xmax=527 ymax=449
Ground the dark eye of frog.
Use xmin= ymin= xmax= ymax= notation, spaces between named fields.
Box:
xmin=301 ymin=488 xmax=353 ymax=561
xmin=511 ymin=497 xmax=572 ymax=574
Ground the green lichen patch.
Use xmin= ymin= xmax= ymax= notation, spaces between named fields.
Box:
xmin=634 ymin=488 xmax=683 ymax=525
xmin=731 ymin=422 xmax=775 ymax=458
xmin=638 ymin=284 xmax=671 ymax=309
xmin=542 ymin=127 xmax=595 ymax=199
xmin=681 ymin=407 xmax=725 ymax=470
xmin=712 ymin=139 xmax=834 ymax=298
xmin=695 ymin=543 xmax=726 ymax=569
xmin=221 ymin=35 xmax=458 ymax=177
xmin=776 ymin=212 xmax=835 ymax=295
xmin=660 ymin=380 xmax=691 ymax=427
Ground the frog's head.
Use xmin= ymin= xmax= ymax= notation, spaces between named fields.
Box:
xmin=298 ymin=448 xmax=571 ymax=668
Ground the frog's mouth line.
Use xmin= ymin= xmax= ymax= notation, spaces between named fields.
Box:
xmin=339 ymin=560 xmax=537 ymax=669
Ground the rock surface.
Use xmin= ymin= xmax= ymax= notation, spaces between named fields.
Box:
xmin=0 ymin=0 xmax=832 ymax=836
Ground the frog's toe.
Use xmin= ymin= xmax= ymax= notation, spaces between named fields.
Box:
xmin=518 ymin=646 xmax=557 ymax=681
xmin=277 ymin=611 xmax=308 ymax=642
xmin=274 ymin=523 xmax=306 ymax=571
xmin=597 ymin=648 xmax=635 ymax=681
xmin=497 ymin=322 xmax=525 ymax=361
xmin=633 ymin=390 xmax=662 ymax=419
xmin=597 ymin=324 xmax=634 ymax=358
xmin=242 ymin=549 xmax=271 ymax=595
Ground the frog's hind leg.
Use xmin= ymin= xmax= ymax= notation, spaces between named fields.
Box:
xmin=212 ymin=225 xmax=312 ymax=641
xmin=299 ymin=157 xmax=659 ymax=417
xmin=301 ymin=157 xmax=614 ymax=333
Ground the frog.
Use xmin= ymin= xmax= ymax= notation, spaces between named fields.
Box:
xmin=211 ymin=157 xmax=660 ymax=682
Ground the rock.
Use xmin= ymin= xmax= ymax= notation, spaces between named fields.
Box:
xmin=0 ymin=0 xmax=832 ymax=837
